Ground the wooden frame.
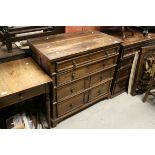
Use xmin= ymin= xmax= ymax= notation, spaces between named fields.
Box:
xmin=131 ymin=45 xmax=155 ymax=95
xmin=2 ymin=26 xmax=65 ymax=51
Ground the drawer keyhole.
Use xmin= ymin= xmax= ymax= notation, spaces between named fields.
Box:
xmin=70 ymin=88 xmax=74 ymax=93
xmin=18 ymin=93 xmax=23 ymax=100
xmin=97 ymin=90 xmax=101 ymax=95
xmin=100 ymin=75 xmax=103 ymax=81
xmin=69 ymin=104 xmax=73 ymax=109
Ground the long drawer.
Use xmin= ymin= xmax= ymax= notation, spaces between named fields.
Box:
xmin=56 ymin=47 xmax=119 ymax=72
xmin=0 ymin=85 xmax=45 ymax=109
xmin=56 ymin=66 xmax=116 ymax=101
xmin=56 ymin=55 xmax=118 ymax=86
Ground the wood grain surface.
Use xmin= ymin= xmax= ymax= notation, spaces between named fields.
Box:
xmin=0 ymin=57 xmax=52 ymax=97
xmin=28 ymin=31 xmax=122 ymax=61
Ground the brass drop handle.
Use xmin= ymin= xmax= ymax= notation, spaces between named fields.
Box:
xmin=102 ymin=62 xmax=105 ymax=67
xmin=71 ymin=73 xmax=76 ymax=80
xmin=70 ymin=88 xmax=74 ymax=93
xmin=72 ymin=61 xmax=76 ymax=68
xmin=69 ymin=103 xmax=73 ymax=109
xmin=105 ymin=51 xmax=108 ymax=57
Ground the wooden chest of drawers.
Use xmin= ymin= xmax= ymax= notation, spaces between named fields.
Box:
xmin=106 ymin=31 xmax=155 ymax=97
xmin=28 ymin=31 xmax=121 ymax=127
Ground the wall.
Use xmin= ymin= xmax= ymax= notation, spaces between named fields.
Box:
xmin=65 ymin=26 xmax=104 ymax=33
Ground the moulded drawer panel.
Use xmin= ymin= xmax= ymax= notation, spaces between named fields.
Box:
xmin=56 ymin=47 xmax=118 ymax=72
xmin=57 ymin=93 xmax=84 ymax=117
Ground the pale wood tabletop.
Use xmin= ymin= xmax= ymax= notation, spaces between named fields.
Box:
xmin=0 ymin=57 xmax=52 ymax=98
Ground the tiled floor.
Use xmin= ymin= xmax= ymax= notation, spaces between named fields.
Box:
xmin=55 ymin=92 xmax=155 ymax=129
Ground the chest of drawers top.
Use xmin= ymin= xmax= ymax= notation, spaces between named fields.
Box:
xmin=106 ymin=31 xmax=155 ymax=48
xmin=28 ymin=31 xmax=122 ymax=61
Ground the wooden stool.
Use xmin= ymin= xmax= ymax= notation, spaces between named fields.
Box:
xmin=143 ymin=78 xmax=155 ymax=102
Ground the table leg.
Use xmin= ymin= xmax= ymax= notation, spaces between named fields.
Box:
xmin=46 ymin=93 xmax=51 ymax=128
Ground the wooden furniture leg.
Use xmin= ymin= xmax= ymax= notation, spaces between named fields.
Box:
xmin=121 ymin=26 xmax=125 ymax=40
xmin=46 ymin=93 xmax=51 ymax=128
xmin=143 ymin=79 xmax=155 ymax=102
xmin=4 ymin=32 xmax=12 ymax=51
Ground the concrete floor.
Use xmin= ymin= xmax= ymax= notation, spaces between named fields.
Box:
xmin=55 ymin=92 xmax=155 ymax=129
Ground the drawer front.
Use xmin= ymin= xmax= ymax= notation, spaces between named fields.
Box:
xmin=121 ymin=56 xmax=134 ymax=67
xmin=123 ymin=48 xmax=134 ymax=57
xmin=117 ymin=66 xmax=131 ymax=80
xmin=90 ymin=67 xmax=115 ymax=87
xmin=57 ymin=55 xmax=118 ymax=86
xmin=56 ymin=47 xmax=118 ymax=72
xmin=86 ymin=56 xmax=117 ymax=74
xmin=0 ymin=85 xmax=45 ymax=109
xmin=123 ymin=47 xmax=141 ymax=57
xmin=88 ymin=81 xmax=111 ymax=102
xmin=113 ymin=78 xmax=128 ymax=94
xmin=57 ymin=67 xmax=87 ymax=86
xmin=57 ymin=93 xmax=84 ymax=117
xmin=57 ymin=78 xmax=86 ymax=101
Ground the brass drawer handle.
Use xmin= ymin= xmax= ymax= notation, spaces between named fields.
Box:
xmin=72 ymin=61 xmax=76 ymax=68
xmin=105 ymin=51 xmax=108 ymax=56
xmin=71 ymin=73 xmax=76 ymax=80
xmin=102 ymin=62 xmax=105 ymax=67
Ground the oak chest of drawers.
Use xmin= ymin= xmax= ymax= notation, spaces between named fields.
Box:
xmin=28 ymin=31 xmax=121 ymax=127
xmin=105 ymin=30 xmax=155 ymax=97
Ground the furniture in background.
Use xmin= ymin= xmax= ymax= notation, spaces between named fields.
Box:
xmin=1 ymin=26 xmax=65 ymax=51
xmin=143 ymin=77 xmax=155 ymax=102
xmin=65 ymin=26 xmax=134 ymax=39
xmin=0 ymin=44 xmax=29 ymax=63
xmin=131 ymin=26 xmax=155 ymax=36
xmin=103 ymin=26 xmax=134 ymax=40
xmin=28 ymin=30 xmax=121 ymax=127
xmin=128 ymin=45 xmax=155 ymax=100
xmin=131 ymin=45 xmax=155 ymax=95
xmin=0 ymin=58 xmax=52 ymax=128
xmin=104 ymin=29 xmax=155 ymax=97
